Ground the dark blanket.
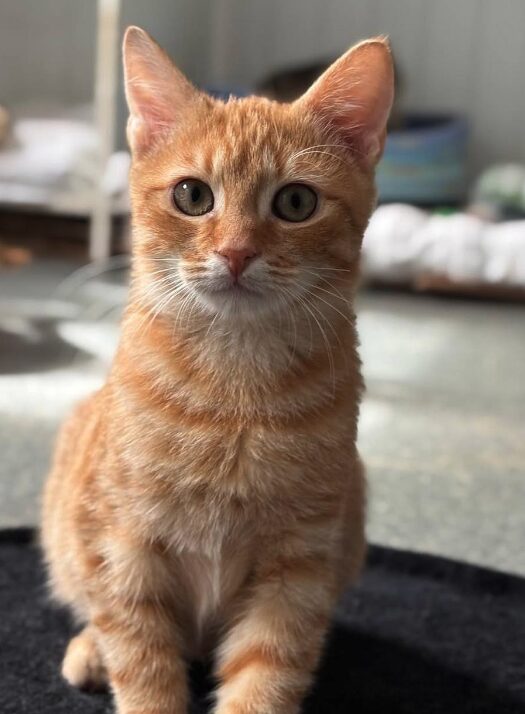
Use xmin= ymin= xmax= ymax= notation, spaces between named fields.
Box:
xmin=1 ymin=528 xmax=524 ymax=713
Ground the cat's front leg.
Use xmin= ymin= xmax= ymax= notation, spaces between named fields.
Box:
xmin=213 ymin=525 xmax=341 ymax=714
xmin=92 ymin=597 xmax=188 ymax=714
xmin=88 ymin=536 xmax=189 ymax=714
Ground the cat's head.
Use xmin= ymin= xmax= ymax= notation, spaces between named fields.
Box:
xmin=123 ymin=27 xmax=393 ymax=323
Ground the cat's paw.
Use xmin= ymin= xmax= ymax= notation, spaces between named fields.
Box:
xmin=62 ymin=626 xmax=108 ymax=691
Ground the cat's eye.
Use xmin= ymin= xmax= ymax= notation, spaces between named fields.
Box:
xmin=172 ymin=179 xmax=214 ymax=216
xmin=272 ymin=183 xmax=318 ymax=222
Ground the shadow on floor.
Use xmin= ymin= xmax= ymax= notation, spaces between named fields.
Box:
xmin=186 ymin=625 xmax=523 ymax=714
xmin=0 ymin=320 xmax=89 ymax=374
xmin=303 ymin=626 xmax=523 ymax=714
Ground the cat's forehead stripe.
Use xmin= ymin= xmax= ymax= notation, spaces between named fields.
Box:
xmin=210 ymin=147 xmax=225 ymax=179
xmin=206 ymin=145 xmax=278 ymax=185
xmin=192 ymin=146 xmax=209 ymax=176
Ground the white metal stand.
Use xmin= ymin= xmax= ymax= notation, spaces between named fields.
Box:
xmin=89 ymin=0 xmax=121 ymax=262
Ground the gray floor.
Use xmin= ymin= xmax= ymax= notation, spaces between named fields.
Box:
xmin=1 ymin=259 xmax=524 ymax=574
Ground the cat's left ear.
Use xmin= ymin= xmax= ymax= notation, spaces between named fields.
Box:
xmin=297 ymin=38 xmax=394 ymax=167
xmin=123 ymin=26 xmax=200 ymax=154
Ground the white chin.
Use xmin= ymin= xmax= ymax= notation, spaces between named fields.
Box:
xmin=195 ymin=285 xmax=269 ymax=317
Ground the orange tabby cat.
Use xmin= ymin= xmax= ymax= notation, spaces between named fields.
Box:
xmin=41 ymin=26 xmax=393 ymax=714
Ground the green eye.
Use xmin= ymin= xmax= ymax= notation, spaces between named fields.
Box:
xmin=173 ymin=179 xmax=214 ymax=216
xmin=272 ymin=183 xmax=318 ymax=222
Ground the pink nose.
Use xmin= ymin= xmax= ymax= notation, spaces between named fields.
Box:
xmin=215 ymin=246 xmax=258 ymax=279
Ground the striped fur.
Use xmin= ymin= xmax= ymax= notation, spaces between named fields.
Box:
xmin=41 ymin=27 xmax=393 ymax=714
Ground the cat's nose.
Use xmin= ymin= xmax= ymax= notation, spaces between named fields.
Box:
xmin=215 ymin=246 xmax=258 ymax=279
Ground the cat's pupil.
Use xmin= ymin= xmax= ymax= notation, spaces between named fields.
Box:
xmin=291 ymin=193 xmax=301 ymax=210
xmin=173 ymin=179 xmax=214 ymax=216
xmin=272 ymin=183 xmax=317 ymax=222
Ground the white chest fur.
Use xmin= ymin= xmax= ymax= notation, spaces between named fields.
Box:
xmin=175 ymin=537 xmax=252 ymax=656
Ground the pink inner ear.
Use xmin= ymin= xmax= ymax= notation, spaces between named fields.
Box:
xmin=301 ymin=39 xmax=394 ymax=165
xmin=327 ymin=91 xmax=391 ymax=163
xmin=125 ymin=71 xmax=180 ymax=152
xmin=123 ymin=26 xmax=199 ymax=152
xmin=127 ymin=79 xmax=177 ymax=134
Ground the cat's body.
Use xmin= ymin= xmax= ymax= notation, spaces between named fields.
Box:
xmin=42 ymin=28 xmax=393 ymax=714
xmin=44 ymin=302 xmax=365 ymax=658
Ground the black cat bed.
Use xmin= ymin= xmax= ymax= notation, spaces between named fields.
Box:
xmin=2 ymin=528 xmax=524 ymax=714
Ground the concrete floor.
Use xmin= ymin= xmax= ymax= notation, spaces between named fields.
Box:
xmin=1 ymin=259 xmax=524 ymax=574
xmin=357 ymin=290 xmax=525 ymax=575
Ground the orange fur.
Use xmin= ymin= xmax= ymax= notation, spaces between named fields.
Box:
xmin=41 ymin=26 xmax=393 ymax=714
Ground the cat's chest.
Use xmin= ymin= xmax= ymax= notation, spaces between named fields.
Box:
xmin=175 ymin=538 xmax=252 ymax=654
xmin=131 ymin=414 xmax=342 ymax=544
xmin=133 ymin=414 xmax=309 ymax=502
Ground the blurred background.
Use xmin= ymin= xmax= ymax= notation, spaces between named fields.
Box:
xmin=0 ymin=0 xmax=524 ymax=574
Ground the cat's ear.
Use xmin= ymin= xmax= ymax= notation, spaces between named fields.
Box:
xmin=297 ymin=38 xmax=394 ymax=166
xmin=123 ymin=26 xmax=199 ymax=154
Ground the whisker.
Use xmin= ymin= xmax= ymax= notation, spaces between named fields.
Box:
xmin=299 ymin=269 xmax=349 ymax=301
xmin=302 ymin=286 xmax=355 ymax=330
xmin=294 ymin=149 xmax=348 ymax=164
xmin=281 ymin=285 xmax=336 ymax=394
xmin=279 ymin=285 xmax=314 ymax=359
xmin=305 ymin=266 xmax=354 ymax=273
xmin=287 ymin=143 xmax=346 ymax=163
xmin=138 ymin=279 xmax=189 ymax=332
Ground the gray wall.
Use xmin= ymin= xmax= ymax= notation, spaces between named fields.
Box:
xmin=1 ymin=0 xmax=96 ymax=105
xmin=0 ymin=0 xmax=213 ymax=145
xmin=1 ymin=0 xmax=524 ymax=171
xmin=209 ymin=0 xmax=525 ymax=174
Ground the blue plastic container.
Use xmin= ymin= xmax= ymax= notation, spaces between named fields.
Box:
xmin=377 ymin=114 xmax=469 ymax=205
